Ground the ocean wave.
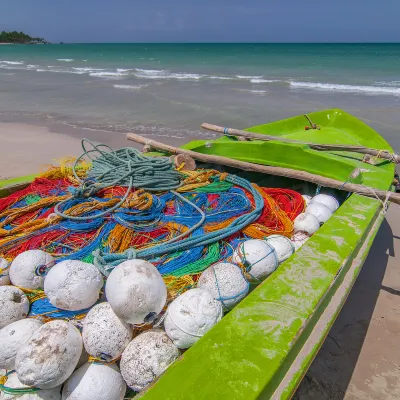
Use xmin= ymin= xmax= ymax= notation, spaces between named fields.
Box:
xmin=26 ymin=64 xmax=39 ymax=69
xmin=114 ymin=84 xmax=149 ymax=90
xmin=0 ymin=61 xmax=24 ymax=65
xmin=250 ymin=78 xmax=279 ymax=83
xmin=236 ymin=75 xmax=262 ymax=79
xmin=236 ymin=89 xmax=267 ymax=94
xmin=117 ymin=68 xmax=131 ymax=72
xmin=374 ymin=80 xmax=400 ymax=87
xmin=57 ymin=59 xmax=74 ymax=62
xmin=209 ymin=76 xmax=234 ymax=80
xmin=290 ymin=81 xmax=400 ymax=95
xmin=72 ymin=67 xmax=105 ymax=72
xmin=134 ymin=68 xmax=203 ymax=80
xmin=89 ymin=71 xmax=128 ymax=78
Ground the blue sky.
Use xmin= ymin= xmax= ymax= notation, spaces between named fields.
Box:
xmin=1 ymin=0 xmax=399 ymax=43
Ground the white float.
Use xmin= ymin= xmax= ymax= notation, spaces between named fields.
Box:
xmin=0 ymin=371 xmax=61 ymax=400
xmin=264 ymin=235 xmax=295 ymax=263
xmin=302 ymin=194 xmax=313 ymax=206
xmin=0 ymin=257 xmax=10 ymax=286
xmin=232 ymin=239 xmax=278 ymax=280
xmin=62 ymin=363 xmax=126 ymax=400
xmin=311 ymin=193 xmax=339 ymax=212
xmin=82 ymin=302 xmax=133 ymax=361
xmin=9 ymin=250 xmax=54 ymax=289
xmin=293 ymin=212 xmax=320 ymax=235
xmin=120 ymin=329 xmax=180 ymax=392
xmin=15 ymin=320 xmax=83 ymax=389
xmin=291 ymin=231 xmax=310 ymax=251
xmin=0 ymin=318 xmax=43 ymax=370
xmin=164 ymin=288 xmax=223 ymax=349
xmin=105 ymin=259 xmax=167 ymax=325
xmin=0 ymin=286 xmax=29 ymax=329
xmin=44 ymin=260 xmax=103 ymax=311
xmin=306 ymin=202 xmax=333 ymax=224
xmin=197 ymin=263 xmax=249 ymax=309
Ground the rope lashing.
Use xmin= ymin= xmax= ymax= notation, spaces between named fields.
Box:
xmin=54 ymin=139 xmax=183 ymax=220
xmin=92 ymin=174 xmax=264 ymax=275
xmin=304 ymin=114 xmax=320 ymax=130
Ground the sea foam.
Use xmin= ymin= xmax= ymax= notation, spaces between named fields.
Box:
xmin=57 ymin=59 xmax=74 ymax=62
xmin=0 ymin=61 xmax=24 ymax=65
xmin=290 ymin=81 xmax=400 ymax=95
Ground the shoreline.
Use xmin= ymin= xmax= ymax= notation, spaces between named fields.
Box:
xmin=0 ymin=118 xmax=203 ymax=180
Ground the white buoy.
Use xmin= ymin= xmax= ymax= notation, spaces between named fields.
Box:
xmin=0 ymin=257 xmax=10 ymax=286
xmin=0 ymin=371 xmax=61 ymax=400
xmin=232 ymin=239 xmax=278 ymax=280
xmin=15 ymin=320 xmax=83 ymax=389
xmin=291 ymin=231 xmax=310 ymax=251
xmin=105 ymin=260 xmax=167 ymax=325
xmin=82 ymin=302 xmax=133 ymax=361
xmin=164 ymin=288 xmax=223 ymax=349
xmin=0 ymin=318 xmax=43 ymax=370
xmin=264 ymin=235 xmax=295 ymax=263
xmin=62 ymin=363 xmax=126 ymax=400
xmin=306 ymin=202 xmax=333 ymax=224
xmin=311 ymin=194 xmax=339 ymax=212
xmin=293 ymin=213 xmax=320 ymax=235
xmin=9 ymin=250 xmax=54 ymax=289
xmin=44 ymin=260 xmax=103 ymax=311
xmin=120 ymin=329 xmax=180 ymax=392
xmin=0 ymin=286 xmax=29 ymax=329
xmin=302 ymin=195 xmax=312 ymax=206
xmin=197 ymin=263 xmax=249 ymax=309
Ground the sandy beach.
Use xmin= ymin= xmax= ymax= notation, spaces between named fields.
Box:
xmin=0 ymin=118 xmax=399 ymax=399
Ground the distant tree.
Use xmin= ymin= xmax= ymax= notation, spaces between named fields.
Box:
xmin=0 ymin=30 xmax=48 ymax=44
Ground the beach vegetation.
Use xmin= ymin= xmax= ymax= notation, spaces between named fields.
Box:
xmin=0 ymin=31 xmax=48 ymax=44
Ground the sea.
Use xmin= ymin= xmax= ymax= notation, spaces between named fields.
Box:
xmin=1 ymin=43 xmax=400 ymax=144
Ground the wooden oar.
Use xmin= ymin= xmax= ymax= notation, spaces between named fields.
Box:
xmin=126 ymin=132 xmax=400 ymax=206
xmin=201 ymin=123 xmax=399 ymax=163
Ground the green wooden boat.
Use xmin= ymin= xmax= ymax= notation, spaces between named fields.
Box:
xmin=0 ymin=109 xmax=394 ymax=399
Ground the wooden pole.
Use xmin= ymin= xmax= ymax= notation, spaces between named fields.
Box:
xmin=126 ymin=132 xmax=399 ymax=206
xmin=201 ymin=123 xmax=399 ymax=163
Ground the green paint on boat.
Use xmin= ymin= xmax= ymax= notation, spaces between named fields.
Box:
xmin=137 ymin=109 xmax=394 ymax=399
xmin=0 ymin=109 xmax=394 ymax=399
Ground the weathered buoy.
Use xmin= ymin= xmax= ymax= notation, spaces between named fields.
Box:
xmin=0 ymin=286 xmax=29 ymax=329
xmin=302 ymin=194 xmax=312 ymax=206
xmin=306 ymin=202 xmax=333 ymax=224
xmin=120 ymin=329 xmax=180 ymax=392
xmin=291 ymin=231 xmax=310 ymax=251
xmin=0 ymin=371 xmax=61 ymax=400
xmin=233 ymin=239 xmax=278 ymax=280
xmin=164 ymin=288 xmax=223 ymax=349
xmin=0 ymin=318 xmax=43 ymax=370
xmin=264 ymin=235 xmax=295 ymax=263
xmin=9 ymin=250 xmax=54 ymax=289
xmin=293 ymin=212 xmax=320 ymax=235
xmin=82 ymin=302 xmax=133 ymax=361
xmin=44 ymin=260 xmax=103 ymax=311
xmin=105 ymin=260 xmax=167 ymax=325
xmin=311 ymin=193 xmax=339 ymax=212
xmin=197 ymin=263 xmax=249 ymax=309
xmin=0 ymin=257 xmax=10 ymax=286
xmin=15 ymin=320 xmax=83 ymax=389
xmin=62 ymin=363 xmax=126 ymax=400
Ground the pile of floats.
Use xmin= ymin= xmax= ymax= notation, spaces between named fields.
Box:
xmin=0 ymin=147 xmax=340 ymax=400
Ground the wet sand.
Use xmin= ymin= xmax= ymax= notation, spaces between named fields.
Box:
xmin=0 ymin=120 xmax=399 ymax=399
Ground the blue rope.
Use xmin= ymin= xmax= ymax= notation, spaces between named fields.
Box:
xmin=92 ymin=174 xmax=264 ymax=274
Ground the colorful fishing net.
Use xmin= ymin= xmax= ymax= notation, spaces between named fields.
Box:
xmin=0 ymin=153 xmax=305 ymax=317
